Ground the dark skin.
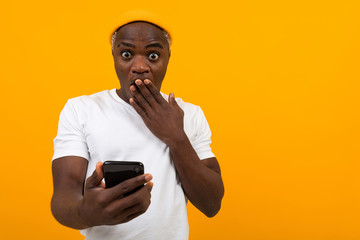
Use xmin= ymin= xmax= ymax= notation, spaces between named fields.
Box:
xmin=129 ymin=80 xmax=224 ymax=217
xmin=52 ymin=159 xmax=153 ymax=229
xmin=51 ymin=22 xmax=224 ymax=230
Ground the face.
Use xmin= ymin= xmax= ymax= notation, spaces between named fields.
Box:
xmin=112 ymin=21 xmax=170 ymax=102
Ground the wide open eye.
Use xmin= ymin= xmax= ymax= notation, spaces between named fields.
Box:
xmin=149 ymin=52 xmax=159 ymax=61
xmin=121 ymin=50 xmax=132 ymax=59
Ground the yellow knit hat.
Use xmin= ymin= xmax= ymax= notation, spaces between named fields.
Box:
xmin=109 ymin=9 xmax=172 ymax=46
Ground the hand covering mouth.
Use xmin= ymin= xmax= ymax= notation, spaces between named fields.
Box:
xmin=129 ymin=78 xmax=151 ymax=87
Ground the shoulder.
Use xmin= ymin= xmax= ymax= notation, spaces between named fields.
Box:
xmin=61 ymin=90 xmax=115 ymax=121
xmin=67 ymin=90 xmax=112 ymax=107
xmin=170 ymin=95 xmax=213 ymax=147
xmin=176 ymin=97 xmax=206 ymax=123
xmin=160 ymin=92 xmax=202 ymax=117
xmin=162 ymin=94 xmax=208 ymax=134
xmin=64 ymin=89 xmax=118 ymax=115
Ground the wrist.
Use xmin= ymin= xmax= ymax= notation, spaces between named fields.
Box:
xmin=165 ymin=130 xmax=189 ymax=149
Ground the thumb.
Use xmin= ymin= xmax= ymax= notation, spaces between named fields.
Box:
xmin=85 ymin=162 xmax=104 ymax=189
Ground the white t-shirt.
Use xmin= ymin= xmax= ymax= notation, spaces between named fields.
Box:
xmin=53 ymin=89 xmax=215 ymax=240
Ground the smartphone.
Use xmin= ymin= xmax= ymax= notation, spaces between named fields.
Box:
xmin=103 ymin=161 xmax=144 ymax=190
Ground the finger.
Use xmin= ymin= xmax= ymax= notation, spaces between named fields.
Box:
xmin=130 ymin=97 xmax=148 ymax=120
xmin=130 ymin=83 xmax=151 ymax=112
xmin=144 ymin=79 xmax=167 ymax=104
xmin=169 ymin=92 xmax=183 ymax=113
xmin=119 ymin=193 xmax=152 ymax=223
xmin=121 ymin=209 xmax=146 ymax=223
xmin=103 ymin=202 xmax=146 ymax=225
xmin=145 ymin=181 xmax=154 ymax=191
xmin=104 ymin=174 xmax=153 ymax=202
xmin=134 ymin=79 xmax=157 ymax=107
xmin=85 ymin=162 xmax=104 ymax=189
xmin=108 ymin=182 xmax=153 ymax=218
xmin=168 ymin=92 xmax=178 ymax=106
xmin=114 ymin=199 xmax=151 ymax=224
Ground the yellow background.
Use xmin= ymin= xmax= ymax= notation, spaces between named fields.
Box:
xmin=1 ymin=0 xmax=359 ymax=239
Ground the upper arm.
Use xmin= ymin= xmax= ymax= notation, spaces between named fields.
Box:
xmin=52 ymin=156 xmax=89 ymax=195
xmin=189 ymin=107 xmax=216 ymax=160
xmin=53 ymin=99 xmax=89 ymax=162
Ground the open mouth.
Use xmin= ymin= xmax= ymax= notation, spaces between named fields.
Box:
xmin=129 ymin=81 xmax=137 ymax=87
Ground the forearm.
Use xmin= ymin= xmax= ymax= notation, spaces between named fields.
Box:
xmin=128 ymin=81 xmax=224 ymax=216
xmin=51 ymin=191 xmax=88 ymax=230
xmin=168 ymin=132 xmax=224 ymax=217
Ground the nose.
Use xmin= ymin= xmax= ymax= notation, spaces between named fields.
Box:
xmin=130 ymin=55 xmax=150 ymax=74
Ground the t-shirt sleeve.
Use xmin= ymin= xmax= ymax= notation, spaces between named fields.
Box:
xmin=52 ymin=99 xmax=89 ymax=161
xmin=192 ymin=107 xmax=216 ymax=160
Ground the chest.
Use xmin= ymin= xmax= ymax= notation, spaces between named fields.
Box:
xmin=84 ymin=106 xmax=166 ymax=160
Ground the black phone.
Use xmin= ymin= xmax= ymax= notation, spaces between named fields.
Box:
xmin=103 ymin=161 xmax=144 ymax=189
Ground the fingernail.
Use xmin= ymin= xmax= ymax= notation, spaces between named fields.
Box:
xmin=145 ymin=174 xmax=152 ymax=181
xmin=135 ymin=80 xmax=142 ymax=85
xmin=144 ymin=79 xmax=150 ymax=85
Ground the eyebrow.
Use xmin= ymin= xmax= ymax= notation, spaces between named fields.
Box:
xmin=116 ymin=42 xmax=164 ymax=49
xmin=145 ymin=43 xmax=163 ymax=49
xmin=117 ymin=42 xmax=135 ymax=48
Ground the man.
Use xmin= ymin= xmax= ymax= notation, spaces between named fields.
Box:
xmin=51 ymin=12 xmax=224 ymax=240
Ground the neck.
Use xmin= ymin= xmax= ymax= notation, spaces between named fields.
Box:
xmin=116 ymin=88 xmax=130 ymax=104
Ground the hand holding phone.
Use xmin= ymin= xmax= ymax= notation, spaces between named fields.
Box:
xmin=77 ymin=161 xmax=153 ymax=227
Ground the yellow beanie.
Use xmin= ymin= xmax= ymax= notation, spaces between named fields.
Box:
xmin=109 ymin=9 xmax=172 ymax=46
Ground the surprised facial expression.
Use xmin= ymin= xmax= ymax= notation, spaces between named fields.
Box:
xmin=112 ymin=21 xmax=171 ymax=103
